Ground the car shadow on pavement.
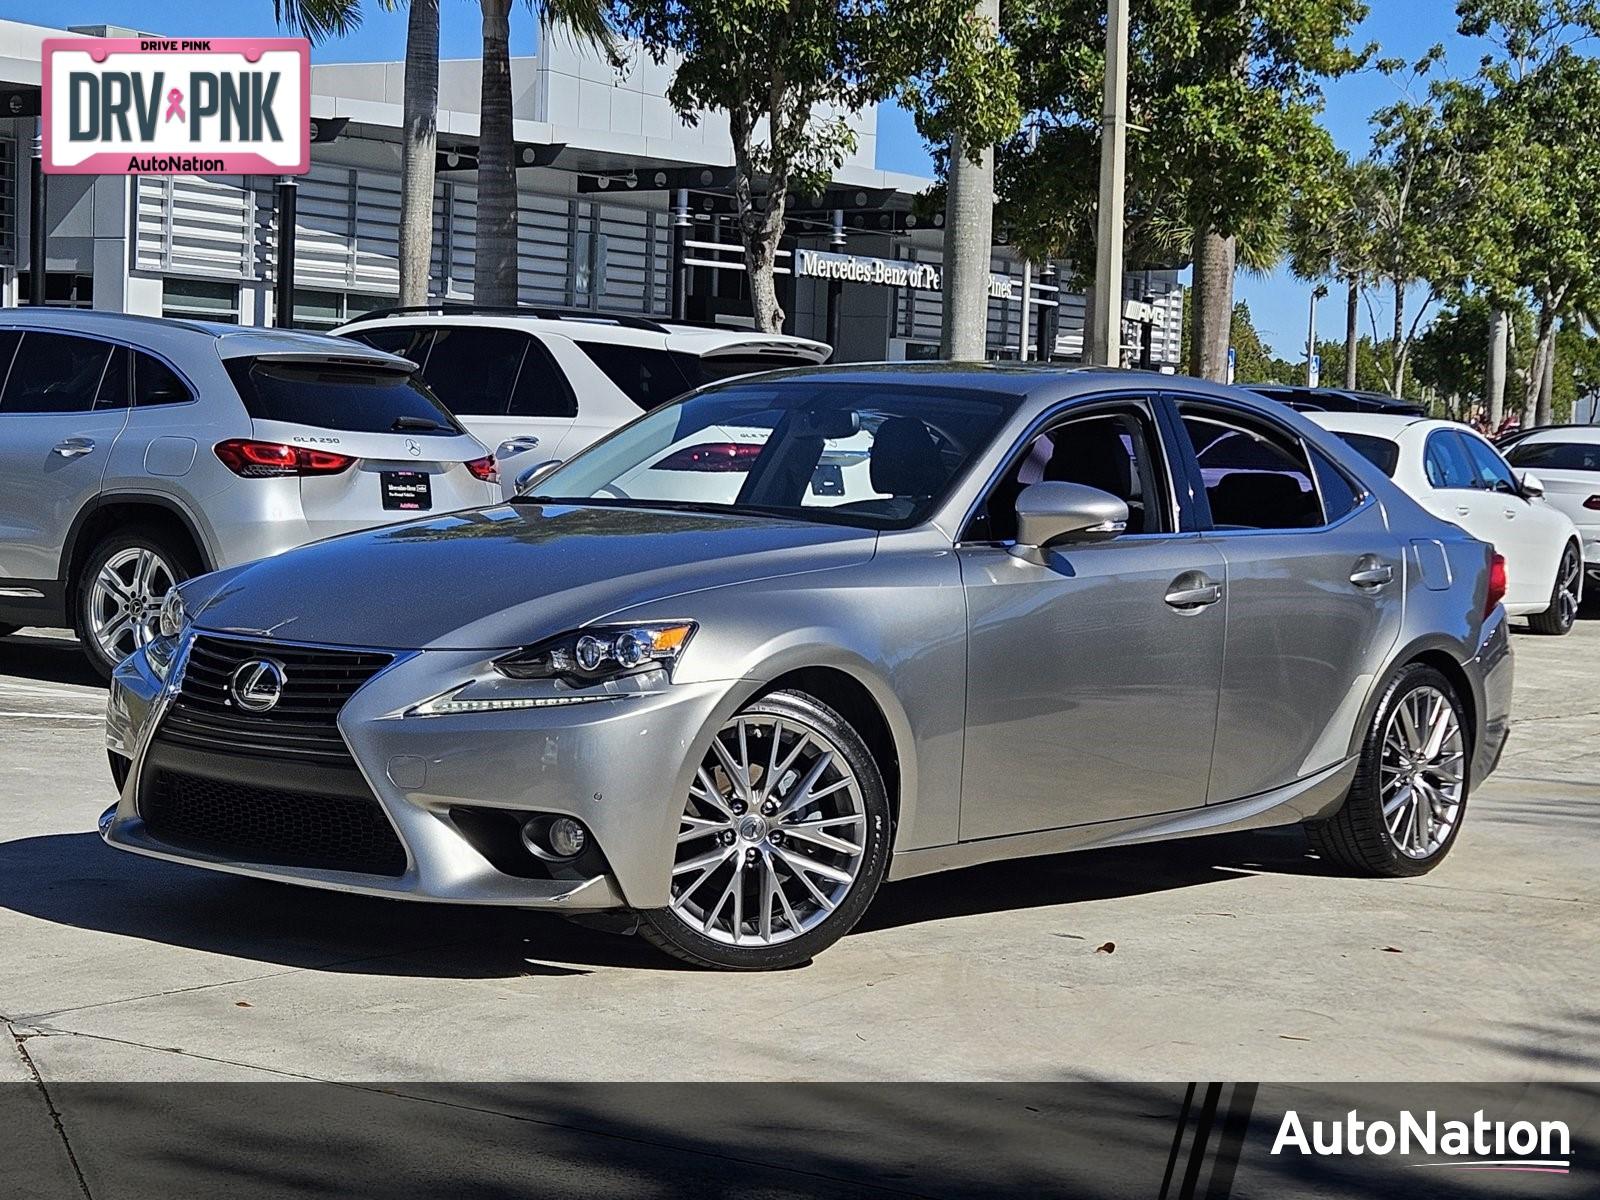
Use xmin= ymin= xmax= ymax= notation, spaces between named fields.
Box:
xmin=0 ymin=825 xmax=1332 ymax=977
xmin=0 ymin=632 xmax=105 ymax=690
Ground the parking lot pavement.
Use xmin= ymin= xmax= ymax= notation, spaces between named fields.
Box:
xmin=2 ymin=623 xmax=1597 ymax=1088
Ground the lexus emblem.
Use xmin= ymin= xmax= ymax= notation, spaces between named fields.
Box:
xmin=406 ymin=438 xmax=421 ymax=457
xmin=230 ymin=659 xmax=288 ymax=713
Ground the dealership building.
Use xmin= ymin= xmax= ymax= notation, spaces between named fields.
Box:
xmin=0 ymin=17 xmax=1184 ymax=366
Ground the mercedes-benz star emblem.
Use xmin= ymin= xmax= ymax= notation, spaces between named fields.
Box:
xmin=405 ymin=438 xmax=421 ymax=457
xmin=230 ymin=659 xmax=288 ymax=713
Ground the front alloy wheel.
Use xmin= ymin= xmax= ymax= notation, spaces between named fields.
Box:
xmin=639 ymin=690 xmax=891 ymax=969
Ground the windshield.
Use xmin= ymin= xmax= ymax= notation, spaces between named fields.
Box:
xmin=1505 ymin=440 xmax=1600 ymax=472
xmin=1332 ymin=431 xmax=1401 ymax=477
xmin=526 ymin=380 xmax=1017 ymax=529
xmin=225 ymin=358 xmax=462 ymax=435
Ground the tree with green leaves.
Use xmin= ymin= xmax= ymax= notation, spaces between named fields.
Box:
xmin=1456 ymin=1 xmax=1600 ymax=425
xmin=275 ymin=0 xmax=437 ymax=306
xmin=610 ymin=0 xmax=1017 ymax=334
xmin=1000 ymin=0 xmax=1367 ymax=380
xmin=1287 ymin=152 xmax=1378 ymax=390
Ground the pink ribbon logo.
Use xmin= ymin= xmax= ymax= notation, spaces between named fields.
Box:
xmin=164 ymin=88 xmax=185 ymax=123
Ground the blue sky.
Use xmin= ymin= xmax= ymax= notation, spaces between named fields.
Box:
xmin=25 ymin=0 xmax=1480 ymax=357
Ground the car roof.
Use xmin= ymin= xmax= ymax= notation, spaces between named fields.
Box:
xmin=0 ymin=308 xmax=410 ymax=368
xmin=336 ymin=308 xmax=831 ymax=360
xmin=1307 ymin=411 xmax=1440 ymax=439
xmin=1513 ymin=425 xmax=1600 ymax=446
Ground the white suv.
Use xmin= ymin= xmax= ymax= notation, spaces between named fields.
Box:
xmin=334 ymin=307 xmax=831 ymax=490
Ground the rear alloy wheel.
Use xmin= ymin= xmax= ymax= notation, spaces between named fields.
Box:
xmin=1309 ymin=664 xmax=1469 ymax=878
xmin=1527 ymin=543 xmax=1582 ymax=636
xmin=75 ymin=530 xmax=196 ymax=681
xmin=639 ymin=690 xmax=891 ymax=970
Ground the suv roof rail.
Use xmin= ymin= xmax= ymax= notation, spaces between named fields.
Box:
xmin=342 ymin=303 xmax=678 ymax=334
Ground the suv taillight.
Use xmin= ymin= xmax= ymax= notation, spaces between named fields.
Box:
xmin=214 ymin=439 xmax=356 ymax=478
xmin=1486 ymin=552 xmax=1508 ymax=617
xmin=465 ymin=455 xmax=499 ymax=483
xmin=652 ymin=442 xmax=764 ymax=472
xmin=1584 ymin=495 xmax=1600 ymax=511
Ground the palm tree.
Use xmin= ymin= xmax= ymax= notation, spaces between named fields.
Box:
xmin=939 ymin=0 xmax=1000 ymax=361
xmin=475 ymin=0 xmax=613 ymax=306
xmin=274 ymin=0 xmax=438 ymax=306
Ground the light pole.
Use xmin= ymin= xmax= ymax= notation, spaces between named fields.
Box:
xmin=1306 ymin=283 xmax=1328 ymax=387
xmin=1089 ymin=0 xmax=1130 ymax=367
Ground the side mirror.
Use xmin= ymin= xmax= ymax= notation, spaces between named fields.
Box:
xmin=1009 ymin=481 xmax=1129 ymax=563
xmin=514 ymin=459 xmax=563 ymax=494
xmin=1518 ymin=470 xmax=1545 ymax=498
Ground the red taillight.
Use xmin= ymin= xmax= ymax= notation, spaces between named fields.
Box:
xmin=1584 ymin=495 xmax=1600 ymax=511
xmin=652 ymin=442 xmax=764 ymax=472
xmin=465 ymin=454 xmax=499 ymax=484
xmin=214 ymin=439 xmax=355 ymax=478
xmin=1485 ymin=552 xmax=1508 ymax=617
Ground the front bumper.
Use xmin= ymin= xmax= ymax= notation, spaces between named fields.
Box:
xmin=102 ymin=636 xmax=747 ymax=911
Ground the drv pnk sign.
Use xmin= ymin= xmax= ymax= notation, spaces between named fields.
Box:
xmin=42 ymin=38 xmax=309 ymax=175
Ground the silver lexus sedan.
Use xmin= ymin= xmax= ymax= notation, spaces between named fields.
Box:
xmin=102 ymin=366 xmax=1514 ymax=970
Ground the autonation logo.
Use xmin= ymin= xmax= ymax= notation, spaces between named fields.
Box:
xmin=1272 ymin=1109 xmax=1572 ymax=1175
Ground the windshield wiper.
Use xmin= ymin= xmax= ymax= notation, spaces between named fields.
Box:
xmin=392 ymin=415 xmax=446 ymax=432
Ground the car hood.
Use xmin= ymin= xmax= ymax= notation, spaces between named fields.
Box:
xmin=187 ymin=502 xmax=877 ymax=650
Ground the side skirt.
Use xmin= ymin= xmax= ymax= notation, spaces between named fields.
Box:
xmin=887 ymin=757 xmax=1357 ymax=883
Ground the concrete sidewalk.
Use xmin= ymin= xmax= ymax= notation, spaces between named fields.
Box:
xmin=1 ymin=623 xmax=1596 ymax=1086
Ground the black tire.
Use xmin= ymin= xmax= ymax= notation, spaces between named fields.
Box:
xmin=638 ymin=689 xmax=893 ymax=970
xmin=1308 ymin=663 xmax=1470 ymax=878
xmin=73 ymin=527 xmax=199 ymax=682
xmin=1526 ymin=542 xmax=1582 ymax=636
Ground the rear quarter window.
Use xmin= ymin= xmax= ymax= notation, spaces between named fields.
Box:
xmin=576 ymin=343 xmax=699 ymax=411
xmin=224 ymin=358 xmax=462 ymax=435
xmin=1331 ymin=432 xmax=1400 ymax=477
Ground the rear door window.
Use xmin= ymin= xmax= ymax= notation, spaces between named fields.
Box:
xmin=577 ymin=343 xmax=698 ymax=411
xmin=0 ymin=333 xmax=114 ymax=414
xmin=224 ymin=358 xmax=461 ymax=435
xmin=414 ymin=327 xmax=530 ymax=417
xmin=1177 ymin=407 xmax=1324 ymax=530
xmin=509 ymin=337 xmax=578 ymax=418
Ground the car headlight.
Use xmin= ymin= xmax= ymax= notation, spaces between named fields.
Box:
xmin=158 ymin=589 xmax=188 ymax=639
xmin=495 ymin=621 xmax=696 ymax=685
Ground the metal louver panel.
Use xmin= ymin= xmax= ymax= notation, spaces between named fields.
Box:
xmin=136 ymin=175 xmax=255 ymax=278
xmin=516 ymin=193 xmax=575 ymax=306
xmin=0 ymin=137 xmax=14 ymax=267
xmin=595 ymin=203 xmax=656 ymax=313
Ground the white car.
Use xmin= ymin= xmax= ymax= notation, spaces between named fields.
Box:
xmin=1312 ymin=413 xmax=1583 ymax=634
xmin=335 ymin=307 xmax=831 ymax=493
xmin=1501 ymin=426 xmax=1600 ymax=593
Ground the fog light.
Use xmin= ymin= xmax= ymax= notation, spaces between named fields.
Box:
xmin=547 ymin=817 xmax=587 ymax=858
xmin=519 ymin=815 xmax=588 ymax=861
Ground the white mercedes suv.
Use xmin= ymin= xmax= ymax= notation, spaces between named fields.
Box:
xmin=334 ymin=306 xmax=831 ymax=492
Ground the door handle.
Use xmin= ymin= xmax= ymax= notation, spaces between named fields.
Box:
xmin=496 ymin=436 xmax=542 ymax=457
xmin=1165 ymin=573 xmax=1223 ymax=610
xmin=52 ymin=437 xmax=96 ymax=459
xmin=1503 ymin=509 xmax=1517 ymax=519
xmin=1349 ymin=558 xmax=1394 ymax=589
xmin=1455 ymin=506 xmax=1470 ymax=516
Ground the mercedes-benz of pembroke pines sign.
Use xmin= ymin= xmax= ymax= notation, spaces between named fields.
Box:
xmin=42 ymin=37 xmax=310 ymax=175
